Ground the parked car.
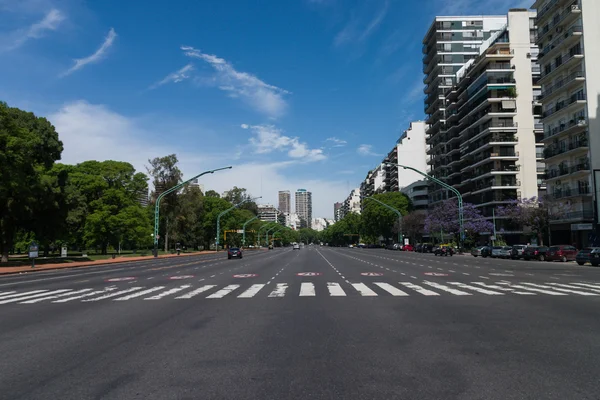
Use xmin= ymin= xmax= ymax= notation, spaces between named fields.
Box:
xmin=490 ymin=246 xmax=504 ymax=258
xmin=402 ymin=244 xmax=414 ymax=251
xmin=546 ymin=245 xmax=578 ymax=262
xmin=522 ymin=246 xmax=549 ymax=261
xmin=227 ymin=247 xmax=243 ymax=259
xmin=418 ymin=243 xmax=434 ymax=253
xmin=590 ymin=248 xmax=600 ymax=266
xmin=434 ymin=246 xmax=454 ymax=256
xmin=510 ymin=244 xmax=528 ymax=259
xmin=480 ymin=246 xmax=492 ymax=258
xmin=575 ymin=247 xmax=599 ymax=265
xmin=471 ymin=246 xmax=486 ymax=257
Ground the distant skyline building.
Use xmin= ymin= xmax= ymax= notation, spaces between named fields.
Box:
xmin=278 ymin=190 xmax=291 ymax=214
xmin=257 ymin=204 xmax=278 ymax=223
xmin=190 ymin=178 xmax=204 ymax=194
xmin=334 ymin=202 xmax=343 ymax=222
xmin=295 ymin=189 xmax=312 ymax=228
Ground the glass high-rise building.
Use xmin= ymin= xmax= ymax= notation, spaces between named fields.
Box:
xmin=295 ymin=189 xmax=312 ymax=229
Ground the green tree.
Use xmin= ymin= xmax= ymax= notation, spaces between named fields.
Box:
xmin=0 ymin=102 xmax=63 ymax=262
xmin=205 ymin=190 xmax=220 ymax=198
xmin=173 ymin=185 xmax=205 ymax=250
xmin=361 ymin=192 xmax=412 ymax=242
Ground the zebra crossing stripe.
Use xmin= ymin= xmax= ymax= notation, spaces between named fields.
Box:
xmin=422 ymin=281 xmax=471 ymax=296
xmin=567 ymin=282 xmax=600 ymax=290
xmin=237 ymin=284 xmax=265 ymax=298
xmin=114 ymin=286 xmax=165 ymax=301
xmin=175 ymin=285 xmax=216 ymax=299
xmin=447 ymin=282 xmax=504 ymax=295
xmin=20 ymin=289 xmax=92 ymax=304
xmin=300 ymin=282 xmax=316 ymax=297
xmin=374 ymin=282 xmax=409 ymax=296
xmin=327 ymin=282 xmax=346 ymax=296
xmin=0 ymin=289 xmax=72 ymax=305
xmin=398 ymin=282 xmax=439 ymax=296
xmin=548 ymin=283 xmax=600 ymax=293
xmin=0 ymin=291 xmax=15 ymax=296
xmin=145 ymin=285 xmax=192 ymax=300
xmin=496 ymin=282 xmax=567 ymax=295
xmin=268 ymin=283 xmax=288 ymax=297
xmin=82 ymin=287 xmax=144 ymax=302
xmin=0 ymin=290 xmax=48 ymax=301
xmin=471 ymin=282 xmax=536 ymax=295
xmin=351 ymin=283 xmax=378 ymax=296
xmin=206 ymin=285 xmax=240 ymax=299
xmin=53 ymin=287 xmax=118 ymax=302
xmin=519 ymin=282 xmax=598 ymax=296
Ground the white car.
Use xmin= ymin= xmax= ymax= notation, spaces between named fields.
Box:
xmin=293 ymin=244 xmax=300 ymax=250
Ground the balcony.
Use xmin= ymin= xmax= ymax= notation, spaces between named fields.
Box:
xmin=550 ymin=185 xmax=590 ymax=199
xmin=537 ymin=3 xmax=582 ymax=42
xmin=540 ymin=48 xmax=584 ymax=83
xmin=543 ymin=138 xmax=588 ymax=162
xmin=539 ymin=71 xmax=585 ymax=102
xmin=538 ymin=25 xmax=583 ymax=61
xmin=543 ymin=117 xmax=586 ymax=141
xmin=569 ymin=160 xmax=590 ymax=175
xmin=542 ymin=91 xmax=586 ymax=119
xmin=550 ymin=210 xmax=594 ymax=222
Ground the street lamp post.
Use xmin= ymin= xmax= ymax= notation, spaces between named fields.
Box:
xmin=153 ymin=166 xmax=232 ymax=257
xmin=270 ymin=229 xmax=285 ymax=246
xmin=265 ymin=226 xmax=278 ymax=246
xmin=256 ymin=222 xmax=277 ymax=247
xmin=242 ymin=215 xmax=261 ymax=247
xmin=364 ymin=196 xmax=403 ymax=244
xmin=216 ymin=196 xmax=262 ymax=251
xmin=384 ymin=162 xmax=465 ymax=249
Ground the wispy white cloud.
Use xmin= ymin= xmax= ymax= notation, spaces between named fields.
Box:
xmin=181 ymin=46 xmax=290 ymax=118
xmin=242 ymin=124 xmax=326 ymax=162
xmin=357 ymin=144 xmax=381 ymax=157
xmin=334 ymin=0 xmax=389 ymax=47
xmin=149 ymin=63 xmax=194 ymax=89
xmin=61 ymin=27 xmax=117 ymax=76
xmin=325 ymin=137 xmax=347 ymax=147
xmin=2 ymin=8 xmax=64 ymax=51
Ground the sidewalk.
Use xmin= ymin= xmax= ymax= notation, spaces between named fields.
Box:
xmin=0 ymin=251 xmax=215 ymax=276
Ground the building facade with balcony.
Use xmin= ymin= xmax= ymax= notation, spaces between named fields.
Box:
xmin=401 ymin=180 xmax=429 ymax=211
xmin=334 ymin=202 xmax=343 ymax=222
xmin=437 ymin=10 xmax=544 ymax=237
xmin=423 ymin=15 xmax=508 ymax=204
xmin=532 ymin=0 xmax=600 ymax=246
xmin=257 ymin=204 xmax=279 ymax=223
xmin=341 ymin=188 xmax=361 ymax=218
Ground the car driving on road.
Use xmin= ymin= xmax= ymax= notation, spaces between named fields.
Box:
xmin=227 ymin=247 xmax=243 ymax=259
xmin=293 ymin=243 xmax=300 ymax=250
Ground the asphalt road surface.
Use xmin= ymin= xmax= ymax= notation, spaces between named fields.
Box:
xmin=1 ymin=246 xmax=600 ymax=400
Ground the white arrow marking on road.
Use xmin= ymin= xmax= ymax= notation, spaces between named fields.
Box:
xmin=496 ymin=282 xmax=566 ymax=295
xmin=206 ymin=285 xmax=239 ymax=299
xmin=145 ymin=285 xmax=192 ymax=300
xmin=519 ymin=282 xmax=597 ymax=296
xmin=422 ymin=281 xmax=471 ymax=296
xmin=114 ymin=286 xmax=166 ymax=301
xmin=398 ymin=282 xmax=439 ymax=296
xmin=447 ymin=282 xmax=504 ymax=295
xmin=268 ymin=283 xmax=288 ymax=298
xmin=175 ymin=285 xmax=216 ymax=299
xmin=83 ymin=287 xmax=144 ymax=302
xmin=299 ymin=282 xmax=316 ymax=297
xmin=53 ymin=287 xmax=118 ymax=302
xmin=326 ymin=282 xmax=346 ymax=296
xmin=351 ymin=283 xmax=378 ymax=296
xmin=374 ymin=282 xmax=409 ymax=296
xmin=20 ymin=289 xmax=93 ymax=304
xmin=0 ymin=289 xmax=71 ymax=304
xmin=0 ymin=290 xmax=47 ymax=300
xmin=237 ymin=284 xmax=266 ymax=298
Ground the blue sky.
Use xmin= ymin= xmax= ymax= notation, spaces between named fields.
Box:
xmin=0 ymin=0 xmax=530 ymax=219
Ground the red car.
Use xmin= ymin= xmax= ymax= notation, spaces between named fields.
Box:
xmin=401 ymin=244 xmax=414 ymax=251
xmin=546 ymin=245 xmax=577 ymax=262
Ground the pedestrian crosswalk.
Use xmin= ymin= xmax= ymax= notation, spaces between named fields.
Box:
xmin=2 ymin=281 xmax=600 ymax=305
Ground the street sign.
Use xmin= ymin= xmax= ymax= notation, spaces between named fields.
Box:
xmin=28 ymin=242 xmax=39 ymax=259
xmin=237 ymin=229 xmax=244 ymax=234
xmin=404 ymin=238 xmax=409 ymax=245
xmin=61 ymin=246 xmax=68 ymax=258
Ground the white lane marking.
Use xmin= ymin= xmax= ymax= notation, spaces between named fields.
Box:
xmin=52 ymin=287 xmax=118 ymax=302
xmin=479 ymin=276 xmax=490 ymax=280
xmin=114 ymin=286 xmax=166 ymax=301
xmin=471 ymin=282 xmax=535 ymax=295
xmin=447 ymin=282 xmax=503 ymax=295
xmin=145 ymin=285 xmax=192 ymax=300
xmin=20 ymin=289 xmax=92 ymax=304
xmin=398 ymin=282 xmax=439 ymax=296
xmin=437 ymin=268 xmax=443 ymax=271
xmin=548 ymin=283 xmax=600 ymax=293
xmin=449 ymin=270 xmax=456 ymax=273
xmin=0 ymin=289 xmax=72 ymax=305
xmin=327 ymin=282 xmax=346 ymax=296
xmin=351 ymin=283 xmax=378 ymax=296
xmin=462 ymin=272 xmax=470 ymax=276
xmin=519 ymin=282 xmax=598 ymax=296
xmin=268 ymin=283 xmax=288 ymax=298
xmin=0 ymin=291 xmax=15 ymax=296
xmin=299 ymin=282 xmax=316 ymax=297
xmin=422 ymin=281 xmax=471 ymax=296
xmin=569 ymin=282 xmax=600 ymax=290
xmin=374 ymin=282 xmax=409 ymax=296
xmin=0 ymin=289 xmax=48 ymax=300
xmin=175 ymin=285 xmax=216 ymax=299
xmin=83 ymin=287 xmax=144 ymax=302
xmin=496 ymin=282 xmax=566 ymax=295
xmin=410 ymin=276 xmax=417 ymax=279
xmin=237 ymin=284 xmax=265 ymax=298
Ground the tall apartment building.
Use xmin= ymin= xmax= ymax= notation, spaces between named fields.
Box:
xmin=395 ymin=121 xmax=429 ymax=189
xmin=278 ymin=190 xmax=291 ymax=214
xmin=437 ymin=10 xmax=544 ymax=235
xmin=295 ymin=189 xmax=312 ymax=228
xmin=334 ymin=202 xmax=343 ymax=222
xmin=342 ymin=188 xmax=361 ymax=217
xmin=423 ymin=15 xmax=507 ymax=203
xmin=533 ymin=0 xmax=600 ymax=246
xmin=360 ymin=170 xmax=376 ymax=200
xmin=257 ymin=204 xmax=278 ymax=222
xmin=401 ymin=180 xmax=429 ymax=211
